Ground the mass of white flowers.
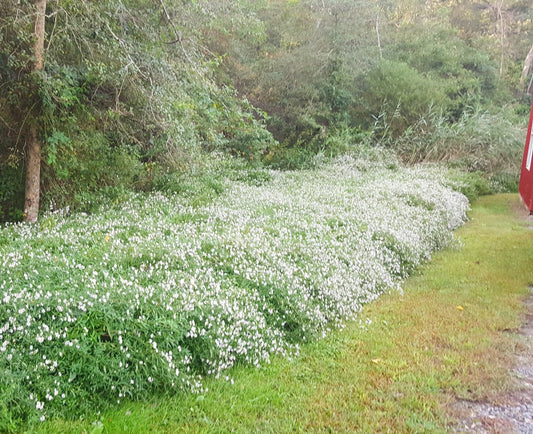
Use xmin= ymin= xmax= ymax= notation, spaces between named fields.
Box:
xmin=0 ymin=155 xmax=469 ymax=423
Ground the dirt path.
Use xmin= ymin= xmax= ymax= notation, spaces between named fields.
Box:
xmin=451 ymin=205 xmax=533 ymax=433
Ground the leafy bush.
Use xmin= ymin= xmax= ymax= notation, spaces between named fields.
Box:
xmin=389 ymin=27 xmax=503 ymax=117
xmin=0 ymin=157 xmax=469 ymax=429
xmin=444 ymin=170 xmax=493 ymax=202
xmin=263 ymin=144 xmax=318 ymax=170
xmin=39 ymin=131 xmax=144 ymax=213
xmin=357 ymin=60 xmax=449 ymax=138
xmin=385 ymin=107 xmax=524 ymax=189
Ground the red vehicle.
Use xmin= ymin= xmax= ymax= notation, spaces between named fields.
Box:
xmin=519 ymin=79 xmax=533 ymax=213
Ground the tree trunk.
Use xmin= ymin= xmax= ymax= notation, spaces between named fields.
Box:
xmin=24 ymin=0 xmax=47 ymax=223
xmin=24 ymin=127 xmax=41 ymax=223
xmin=520 ymin=43 xmax=533 ymax=90
xmin=496 ymin=0 xmax=505 ymax=78
xmin=376 ymin=12 xmax=383 ymax=59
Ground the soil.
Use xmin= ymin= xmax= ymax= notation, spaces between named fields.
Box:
xmin=450 ymin=201 xmax=533 ymax=434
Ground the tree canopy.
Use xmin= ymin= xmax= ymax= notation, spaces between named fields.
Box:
xmin=1 ymin=0 xmax=532 ymax=221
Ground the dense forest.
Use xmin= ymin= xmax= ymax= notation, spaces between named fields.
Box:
xmin=1 ymin=0 xmax=532 ymax=222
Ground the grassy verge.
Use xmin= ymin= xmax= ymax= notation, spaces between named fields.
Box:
xmin=31 ymin=193 xmax=533 ymax=433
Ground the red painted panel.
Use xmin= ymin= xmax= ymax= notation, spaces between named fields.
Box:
xmin=519 ymin=99 xmax=533 ymax=213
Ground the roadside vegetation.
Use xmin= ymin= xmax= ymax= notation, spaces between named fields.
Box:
xmin=20 ymin=193 xmax=533 ymax=433
xmin=1 ymin=152 xmax=472 ymax=429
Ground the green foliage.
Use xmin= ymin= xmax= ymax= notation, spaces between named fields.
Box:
xmin=448 ymin=0 xmax=533 ymax=87
xmin=22 ymin=194 xmax=533 ymax=434
xmin=444 ymin=170 xmax=493 ymax=202
xmin=389 ymin=26 xmax=504 ymax=117
xmin=41 ymin=131 xmax=144 ymax=212
xmin=264 ymin=144 xmax=318 ymax=170
xmin=387 ymin=107 xmax=524 ymax=190
xmin=152 ymin=155 xmax=274 ymax=207
xmin=0 ymin=159 xmax=470 ymax=429
xmin=1 ymin=0 xmax=532 ymax=219
xmin=357 ymin=60 xmax=449 ymax=138
xmin=354 ymin=27 xmax=503 ymax=140
xmin=216 ymin=0 xmax=528 ymax=170
xmin=264 ymin=127 xmax=371 ymax=170
xmin=215 ymin=0 xmax=381 ymax=155
xmin=44 ymin=131 xmax=72 ymax=168
xmin=0 ymin=0 xmax=277 ymax=220
xmin=153 ymin=170 xmax=227 ymax=208
xmin=0 ymin=165 xmax=24 ymax=223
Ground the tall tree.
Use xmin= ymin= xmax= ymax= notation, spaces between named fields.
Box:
xmin=520 ymin=43 xmax=533 ymax=91
xmin=0 ymin=0 xmax=272 ymax=221
xmin=24 ymin=0 xmax=47 ymax=223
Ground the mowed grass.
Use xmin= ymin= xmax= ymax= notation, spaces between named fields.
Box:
xmin=31 ymin=193 xmax=533 ymax=433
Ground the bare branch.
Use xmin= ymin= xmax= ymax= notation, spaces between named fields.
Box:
xmin=157 ymin=0 xmax=193 ymax=64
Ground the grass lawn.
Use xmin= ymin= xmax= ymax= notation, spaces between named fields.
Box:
xmin=32 ymin=193 xmax=533 ymax=433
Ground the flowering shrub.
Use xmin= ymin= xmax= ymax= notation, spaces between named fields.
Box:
xmin=0 ymin=156 xmax=469 ymax=427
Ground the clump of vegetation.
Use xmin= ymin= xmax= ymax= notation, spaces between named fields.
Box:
xmin=0 ymin=156 xmax=469 ymax=429
xmin=221 ymin=0 xmax=530 ymax=172
xmin=19 ymin=194 xmax=533 ymax=434
xmin=374 ymin=107 xmax=524 ymax=191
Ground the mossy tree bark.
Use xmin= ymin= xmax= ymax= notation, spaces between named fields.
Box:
xmin=24 ymin=0 xmax=47 ymax=223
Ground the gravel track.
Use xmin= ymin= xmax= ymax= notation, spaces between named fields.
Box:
xmin=452 ymin=293 xmax=533 ymax=433
xmin=452 ymin=209 xmax=533 ymax=434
